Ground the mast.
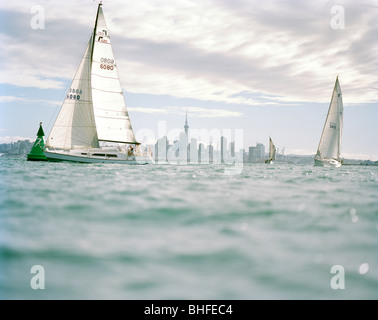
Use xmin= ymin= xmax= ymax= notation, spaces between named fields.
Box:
xmin=91 ymin=2 xmax=102 ymax=66
xmin=337 ymin=77 xmax=343 ymax=160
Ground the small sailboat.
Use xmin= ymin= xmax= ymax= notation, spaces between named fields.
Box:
xmin=314 ymin=76 xmax=343 ymax=167
xmin=265 ymin=136 xmax=276 ymax=164
xmin=44 ymin=2 xmax=153 ymax=164
xmin=27 ymin=122 xmax=47 ymax=161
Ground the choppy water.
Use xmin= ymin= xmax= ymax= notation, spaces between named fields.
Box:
xmin=0 ymin=157 xmax=377 ymax=300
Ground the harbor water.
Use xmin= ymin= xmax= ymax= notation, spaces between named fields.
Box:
xmin=0 ymin=157 xmax=377 ymax=299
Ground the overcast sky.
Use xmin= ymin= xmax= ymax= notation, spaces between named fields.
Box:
xmin=0 ymin=0 xmax=377 ymax=159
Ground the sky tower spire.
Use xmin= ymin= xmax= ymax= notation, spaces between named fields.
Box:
xmin=184 ymin=108 xmax=189 ymax=137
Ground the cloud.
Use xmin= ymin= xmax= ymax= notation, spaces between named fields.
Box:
xmin=1 ymin=0 xmax=377 ymax=105
xmin=128 ymin=106 xmax=243 ymax=118
xmin=0 ymin=95 xmax=61 ymax=106
xmin=0 ymin=136 xmax=33 ymax=143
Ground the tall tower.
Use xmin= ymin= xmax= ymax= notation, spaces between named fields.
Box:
xmin=184 ymin=109 xmax=190 ymax=162
xmin=184 ymin=109 xmax=189 ymax=137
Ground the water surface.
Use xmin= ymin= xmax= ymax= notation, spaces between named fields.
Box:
xmin=0 ymin=158 xmax=377 ymax=299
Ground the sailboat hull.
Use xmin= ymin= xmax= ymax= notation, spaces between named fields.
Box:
xmin=44 ymin=149 xmax=154 ymax=165
xmin=314 ymin=157 xmax=341 ymax=167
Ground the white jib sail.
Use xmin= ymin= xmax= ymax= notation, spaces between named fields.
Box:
xmin=317 ymin=77 xmax=343 ymax=160
xmin=46 ymin=35 xmax=99 ymax=150
xmin=91 ymin=6 xmax=137 ymax=144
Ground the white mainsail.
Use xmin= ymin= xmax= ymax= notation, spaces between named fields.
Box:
xmin=46 ymin=35 xmax=99 ymax=150
xmin=316 ymin=77 xmax=343 ymax=161
xmin=91 ymin=5 xmax=137 ymax=144
xmin=47 ymin=3 xmax=137 ymax=150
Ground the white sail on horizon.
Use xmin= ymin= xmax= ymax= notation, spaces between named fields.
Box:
xmin=269 ymin=137 xmax=276 ymax=161
xmin=316 ymin=77 xmax=343 ymax=161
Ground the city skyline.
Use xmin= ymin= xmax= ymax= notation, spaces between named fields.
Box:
xmin=0 ymin=0 xmax=377 ymax=160
xmin=153 ymin=115 xmax=286 ymax=164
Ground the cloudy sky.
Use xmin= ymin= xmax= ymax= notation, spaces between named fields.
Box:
xmin=0 ymin=0 xmax=377 ymax=159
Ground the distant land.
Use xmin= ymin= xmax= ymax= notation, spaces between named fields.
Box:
xmin=0 ymin=139 xmax=33 ymax=157
xmin=1 ymin=139 xmax=377 ymax=166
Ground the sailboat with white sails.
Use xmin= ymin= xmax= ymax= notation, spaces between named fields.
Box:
xmin=44 ymin=2 xmax=153 ymax=164
xmin=265 ymin=136 xmax=276 ymax=164
xmin=314 ymin=76 xmax=343 ymax=167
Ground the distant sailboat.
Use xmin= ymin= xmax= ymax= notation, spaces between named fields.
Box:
xmin=44 ymin=2 xmax=153 ymax=164
xmin=265 ymin=136 xmax=276 ymax=164
xmin=314 ymin=76 xmax=343 ymax=167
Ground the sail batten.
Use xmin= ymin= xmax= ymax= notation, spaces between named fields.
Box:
xmin=92 ymin=78 xmax=122 ymax=85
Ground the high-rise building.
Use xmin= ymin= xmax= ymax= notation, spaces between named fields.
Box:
xmin=248 ymin=146 xmax=256 ymax=162
xmin=248 ymin=143 xmax=266 ymax=162
xmin=155 ymin=135 xmax=169 ymax=162
xmin=230 ymin=141 xmax=235 ymax=157
xmin=221 ymin=136 xmax=227 ymax=164
xmin=184 ymin=110 xmax=190 ymax=162
xmin=184 ymin=109 xmax=189 ymax=137
xmin=190 ymin=137 xmax=198 ymax=163
xmin=256 ymin=143 xmax=265 ymax=160
xmin=198 ymin=143 xmax=207 ymax=164
xmin=209 ymin=143 xmax=214 ymax=164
